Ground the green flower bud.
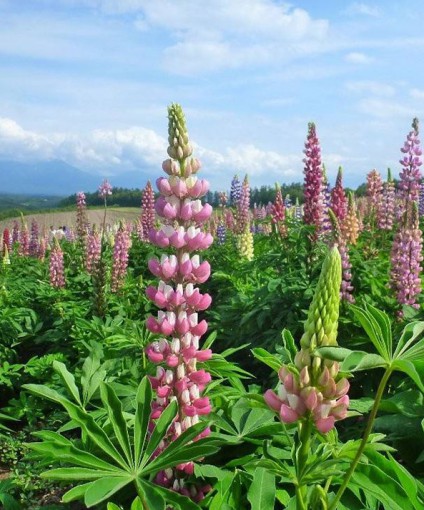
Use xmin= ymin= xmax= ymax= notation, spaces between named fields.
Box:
xmin=167 ymin=103 xmax=192 ymax=163
xmin=300 ymin=247 xmax=342 ymax=350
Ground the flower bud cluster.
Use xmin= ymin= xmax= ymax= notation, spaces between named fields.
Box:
xmin=399 ymin=118 xmax=422 ymax=205
xmin=230 ymin=174 xmax=242 ymax=206
xmin=331 ymin=168 xmax=347 ymax=222
xmin=342 ymin=193 xmax=360 ymax=245
xmin=265 ymin=247 xmax=349 ymax=433
xmin=146 ymin=104 xmax=213 ymax=499
xmin=76 ymin=191 xmax=89 ymax=240
xmin=85 ymin=227 xmax=101 ymax=274
xmin=271 ymin=186 xmax=286 ymax=236
xmin=377 ymin=170 xmax=395 ymax=230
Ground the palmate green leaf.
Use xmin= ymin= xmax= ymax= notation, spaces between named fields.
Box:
xmin=81 ymin=347 xmax=106 ymax=406
xmin=85 ymin=476 xmax=133 ymax=507
xmin=394 ymin=321 xmax=424 ymax=359
xmin=144 ymin=440 xmax=220 ymax=475
xmin=53 ymin=361 xmax=82 ymax=406
xmin=341 ymin=351 xmax=387 ymax=372
xmin=136 ymin=479 xmax=165 ymax=510
xmin=392 ymin=359 xmax=424 ymax=392
xmin=351 ymin=305 xmax=391 ymax=362
xmin=251 ymin=347 xmax=283 ymax=372
xmin=40 ymin=467 xmax=121 ymax=481
xmin=134 ymin=377 xmax=152 ymax=468
xmin=247 ymin=467 xmax=276 ymax=510
xmin=62 ymin=483 xmax=92 ymax=503
xmin=107 ymin=504 xmax=121 ymax=510
xmin=315 ymin=346 xmax=353 ymax=362
xmin=28 ymin=440 xmax=121 ymax=472
xmin=100 ymin=383 xmax=133 ymax=466
xmin=140 ymin=399 xmax=178 ymax=467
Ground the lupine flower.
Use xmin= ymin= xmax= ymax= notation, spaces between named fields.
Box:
xmin=219 ymin=191 xmax=227 ymax=207
xmin=216 ymin=223 xmax=226 ymax=245
xmin=331 ymin=167 xmax=347 ymax=222
xmin=237 ymin=227 xmax=254 ymax=260
xmin=29 ymin=219 xmax=40 ymax=257
xmin=399 ymin=117 xmax=422 ymax=205
xmin=271 ymin=184 xmax=286 ymax=236
xmin=230 ymin=174 xmax=242 ymax=206
xmin=38 ymin=237 xmax=47 ymax=262
xmin=342 ymin=192 xmax=360 ymax=245
xmin=390 ymin=203 xmax=423 ymax=316
xmin=18 ymin=220 xmax=29 ymax=256
xmin=321 ymin=167 xmax=332 ymax=234
xmin=76 ymin=191 xmax=89 ymax=240
xmin=365 ymin=169 xmax=383 ymax=226
xmin=85 ymin=226 xmax=101 ymax=274
xmin=146 ymin=104 xmax=213 ymax=500
xmin=49 ymin=240 xmax=65 ymax=288
xmin=111 ymin=222 xmax=131 ymax=292
xmin=2 ymin=244 xmax=10 ymax=266
xmin=141 ymin=181 xmax=155 ymax=241
xmin=284 ymin=194 xmax=292 ymax=208
xmin=377 ymin=169 xmax=395 ymax=230
xmin=2 ymin=228 xmax=11 ymax=253
xmin=225 ymin=208 xmax=234 ymax=230
xmin=12 ymin=221 xmax=19 ymax=246
xmin=329 ymin=210 xmax=354 ymax=303
xmin=98 ymin=179 xmax=113 ymax=198
xmin=235 ymin=175 xmax=250 ymax=235
xmin=294 ymin=197 xmax=303 ymax=220
xmin=419 ymin=183 xmax=424 ymax=217
xmin=265 ymin=247 xmax=349 ymax=433
xmin=303 ymin=122 xmax=325 ymax=236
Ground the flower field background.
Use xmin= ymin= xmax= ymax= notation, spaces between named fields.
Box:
xmin=1 ymin=106 xmax=424 ymax=509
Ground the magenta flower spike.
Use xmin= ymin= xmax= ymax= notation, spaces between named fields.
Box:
xmin=145 ymin=104 xmax=213 ymax=500
xmin=111 ymin=222 xmax=131 ymax=292
xmin=235 ymin=174 xmax=250 ymax=235
xmin=303 ymin=122 xmax=325 ymax=237
xmin=49 ymin=239 xmax=65 ymax=288
xmin=140 ymin=180 xmax=155 ymax=241
xmin=12 ymin=220 xmax=20 ymax=246
xmin=366 ymin=169 xmax=383 ymax=226
xmin=29 ymin=219 xmax=40 ymax=257
xmin=271 ymin=184 xmax=287 ymax=236
xmin=76 ymin=191 xmax=89 ymax=240
xmin=331 ymin=167 xmax=347 ymax=222
xmin=18 ymin=218 xmax=29 ymax=257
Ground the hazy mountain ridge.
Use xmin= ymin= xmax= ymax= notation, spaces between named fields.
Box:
xmin=0 ymin=160 xmax=152 ymax=195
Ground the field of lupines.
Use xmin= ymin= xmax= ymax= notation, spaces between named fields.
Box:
xmin=1 ymin=105 xmax=424 ymax=510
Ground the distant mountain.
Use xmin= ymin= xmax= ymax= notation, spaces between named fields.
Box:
xmin=0 ymin=160 xmax=153 ymax=196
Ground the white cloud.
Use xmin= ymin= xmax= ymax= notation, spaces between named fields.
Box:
xmin=410 ymin=88 xmax=424 ymax=100
xmin=0 ymin=118 xmax=54 ymax=160
xmin=346 ymin=2 xmax=381 ymax=17
xmin=345 ymin=81 xmax=395 ymax=97
xmin=345 ymin=52 xmax=374 ymax=64
xmin=358 ymin=98 xmax=419 ymax=119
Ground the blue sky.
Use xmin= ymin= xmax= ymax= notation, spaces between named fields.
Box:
xmin=0 ymin=0 xmax=423 ymax=190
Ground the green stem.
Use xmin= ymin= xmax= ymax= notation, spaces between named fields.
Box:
xmin=296 ymin=419 xmax=313 ymax=510
xmin=329 ymin=366 xmax=393 ymax=510
xmin=135 ymin=479 xmax=150 ymax=510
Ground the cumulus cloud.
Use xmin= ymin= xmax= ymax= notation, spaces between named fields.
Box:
xmin=345 ymin=52 xmax=374 ymax=64
xmin=0 ymin=116 xmax=307 ymax=188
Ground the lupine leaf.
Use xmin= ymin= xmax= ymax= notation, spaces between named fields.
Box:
xmin=53 ymin=361 xmax=82 ymax=406
xmin=247 ymin=467 xmax=276 ymax=510
xmin=134 ymin=377 xmax=152 ymax=468
xmin=84 ymin=476 xmax=133 ymax=507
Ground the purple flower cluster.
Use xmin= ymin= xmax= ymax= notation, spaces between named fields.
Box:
xmin=98 ymin=179 xmax=113 ymax=199
xmin=230 ymin=174 xmax=242 ymax=206
xmin=331 ymin=167 xmax=347 ymax=222
xmin=111 ymin=223 xmax=131 ymax=292
xmin=399 ymin=118 xmax=422 ymax=204
xmin=303 ymin=122 xmax=324 ymax=234
xmin=141 ymin=180 xmax=155 ymax=241
xmin=49 ymin=241 xmax=65 ymax=288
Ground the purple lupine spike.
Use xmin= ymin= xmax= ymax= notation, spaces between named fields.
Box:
xmin=76 ymin=191 xmax=89 ymax=240
xmin=377 ymin=168 xmax=395 ymax=230
xmin=331 ymin=167 xmax=347 ymax=222
xmin=12 ymin=221 xmax=19 ymax=246
xmin=141 ymin=180 xmax=155 ymax=241
xmin=235 ymin=175 xmax=250 ymax=235
xmin=321 ymin=167 xmax=332 ymax=233
xmin=271 ymin=184 xmax=286 ymax=236
xmin=399 ymin=117 xmax=422 ymax=204
xmin=49 ymin=240 xmax=65 ymax=288
xmin=230 ymin=174 xmax=242 ymax=206
xmin=111 ymin=222 xmax=131 ymax=292
xmin=419 ymin=183 xmax=424 ymax=217
xmin=145 ymin=104 xmax=213 ymax=501
xmin=29 ymin=219 xmax=40 ymax=257
xmin=390 ymin=203 xmax=423 ymax=317
xmin=303 ymin=122 xmax=325 ymax=236
xmin=216 ymin=223 xmax=226 ymax=245
xmin=85 ymin=226 xmax=101 ymax=274
xmin=284 ymin=194 xmax=292 ymax=208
